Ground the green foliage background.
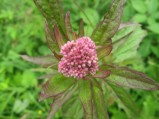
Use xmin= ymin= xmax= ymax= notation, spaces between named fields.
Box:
xmin=0 ymin=0 xmax=159 ymax=119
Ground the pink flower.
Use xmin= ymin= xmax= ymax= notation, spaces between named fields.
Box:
xmin=58 ymin=37 xmax=98 ymax=79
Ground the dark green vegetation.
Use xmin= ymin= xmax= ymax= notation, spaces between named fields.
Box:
xmin=0 ymin=0 xmax=159 ymax=119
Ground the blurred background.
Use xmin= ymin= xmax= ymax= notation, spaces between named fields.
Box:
xmin=0 ymin=0 xmax=159 ymax=119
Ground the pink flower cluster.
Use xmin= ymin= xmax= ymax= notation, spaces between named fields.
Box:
xmin=58 ymin=37 xmax=98 ymax=79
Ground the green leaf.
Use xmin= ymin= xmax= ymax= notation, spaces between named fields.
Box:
xmin=148 ymin=22 xmax=159 ymax=34
xmin=151 ymin=46 xmax=159 ymax=58
xmin=91 ymin=0 xmax=126 ymax=45
xmin=122 ymin=4 xmax=135 ymax=22
xmin=53 ymin=24 xmax=65 ymax=48
xmin=105 ymin=65 xmax=159 ymax=90
xmin=13 ymin=99 xmax=29 ymax=114
xmin=133 ymin=14 xmax=147 ymax=23
xmin=44 ymin=20 xmax=59 ymax=51
xmin=65 ymin=11 xmax=74 ymax=40
xmin=140 ymin=95 xmax=159 ymax=119
xmin=79 ymin=8 xmax=99 ymax=27
xmin=21 ymin=71 xmax=37 ymax=88
xmin=131 ymin=0 xmax=147 ymax=13
xmin=113 ymin=23 xmax=139 ymax=42
xmin=119 ymin=22 xmax=138 ymax=30
xmin=110 ymin=109 xmax=127 ymax=119
xmin=112 ymin=24 xmax=147 ymax=63
xmin=78 ymin=19 xmax=84 ymax=38
xmin=112 ymin=31 xmax=133 ymax=54
xmin=62 ymin=96 xmax=83 ymax=119
xmin=0 ymin=92 xmax=15 ymax=113
xmin=21 ymin=55 xmax=58 ymax=67
xmin=92 ymin=80 xmax=109 ymax=119
xmin=138 ymin=39 xmax=151 ymax=57
xmin=39 ymin=74 xmax=75 ymax=101
xmin=97 ymin=45 xmax=112 ymax=60
xmin=93 ymin=70 xmax=111 ymax=79
xmin=108 ymin=84 xmax=140 ymax=118
xmin=151 ymin=12 xmax=159 ymax=19
xmin=147 ymin=17 xmax=156 ymax=25
xmin=148 ymin=0 xmax=158 ymax=14
xmin=44 ymin=21 xmax=62 ymax=60
xmin=33 ymin=0 xmax=66 ymax=38
xmin=78 ymin=80 xmax=93 ymax=119
xmin=48 ymin=83 xmax=78 ymax=119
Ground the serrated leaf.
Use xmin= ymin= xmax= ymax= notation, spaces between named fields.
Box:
xmin=108 ymin=83 xmax=140 ymax=118
xmin=112 ymin=24 xmax=147 ymax=63
xmin=21 ymin=55 xmax=58 ymax=67
xmin=112 ymin=31 xmax=133 ymax=53
xmin=92 ymin=80 xmax=109 ymax=119
xmin=33 ymin=0 xmax=66 ymax=38
xmin=91 ymin=0 xmax=126 ymax=45
xmin=48 ymin=83 xmax=77 ymax=119
xmin=105 ymin=65 xmax=159 ymax=90
xmin=78 ymin=80 xmax=93 ymax=119
xmin=113 ymin=23 xmax=140 ymax=42
xmin=39 ymin=74 xmax=75 ymax=101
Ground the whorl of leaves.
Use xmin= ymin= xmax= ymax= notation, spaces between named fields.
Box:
xmin=24 ymin=0 xmax=159 ymax=119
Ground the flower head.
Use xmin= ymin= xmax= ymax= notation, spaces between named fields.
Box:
xmin=58 ymin=37 xmax=98 ymax=79
xmin=24 ymin=1 xmax=159 ymax=119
